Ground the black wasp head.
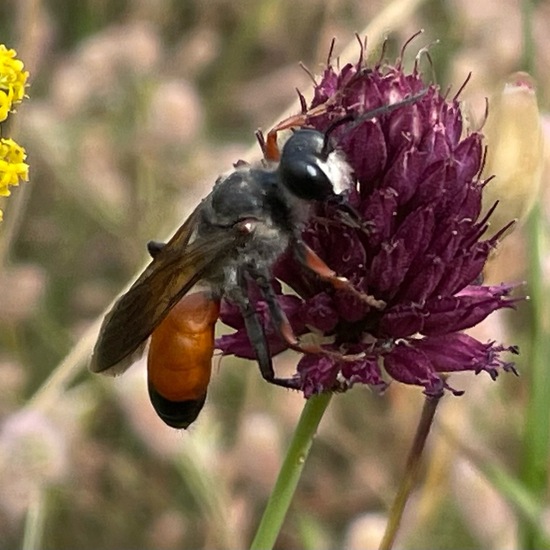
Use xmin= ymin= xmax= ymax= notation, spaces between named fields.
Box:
xmin=277 ymin=128 xmax=351 ymax=202
xmin=277 ymin=89 xmax=431 ymax=204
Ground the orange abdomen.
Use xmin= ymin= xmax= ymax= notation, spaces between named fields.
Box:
xmin=147 ymin=292 xmax=220 ymax=428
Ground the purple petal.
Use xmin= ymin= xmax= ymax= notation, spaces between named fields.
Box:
xmin=301 ymin=293 xmax=338 ymax=333
xmin=298 ymin=354 xmax=340 ymax=397
xmin=342 ymin=122 xmax=387 ymax=185
xmin=378 ymin=302 xmax=425 ymax=338
xmin=341 ymin=357 xmax=388 ymax=391
xmin=383 ymin=343 xmax=448 ymax=397
xmin=382 ymin=147 xmax=428 ymax=206
xmin=422 ymin=285 xmax=516 ymax=335
xmin=414 ymin=333 xmax=519 ymax=378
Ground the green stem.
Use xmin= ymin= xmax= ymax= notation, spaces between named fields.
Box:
xmin=518 ymin=2 xmax=549 ymax=548
xmin=250 ymin=392 xmax=332 ymax=550
xmin=379 ymin=394 xmax=441 ymax=550
xmin=520 ymin=203 xmax=550 ymax=550
xmin=520 ymin=0 xmax=536 ymax=74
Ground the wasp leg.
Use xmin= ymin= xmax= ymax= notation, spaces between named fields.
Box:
xmin=234 ymin=272 xmax=300 ymax=390
xmin=248 ymin=266 xmax=343 ymax=360
xmin=238 ymin=298 xmax=301 ymax=390
xmin=247 ymin=268 xmax=366 ymax=394
xmin=147 ymin=240 xmax=166 ymax=258
xmin=258 ymin=103 xmax=331 ymax=162
xmin=258 ymin=114 xmax=309 ymax=162
xmin=325 ymin=195 xmax=373 ymax=234
xmin=293 ymin=239 xmax=386 ymax=310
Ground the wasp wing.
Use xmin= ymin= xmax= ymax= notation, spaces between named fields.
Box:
xmin=90 ymin=206 xmax=238 ymax=375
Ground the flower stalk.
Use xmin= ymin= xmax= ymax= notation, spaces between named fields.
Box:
xmin=517 ymin=2 xmax=550 ymax=548
xmin=22 ymin=487 xmax=46 ymax=550
xmin=250 ymin=392 xmax=332 ymax=550
xmin=379 ymin=394 xmax=441 ymax=550
xmin=519 ymin=203 xmax=550 ymax=550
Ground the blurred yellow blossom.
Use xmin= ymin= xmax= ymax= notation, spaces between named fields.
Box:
xmin=0 ymin=45 xmax=28 ymax=122
xmin=0 ymin=45 xmax=29 ymax=221
xmin=0 ymin=138 xmax=29 ymax=193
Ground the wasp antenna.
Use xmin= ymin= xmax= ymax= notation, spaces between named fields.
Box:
xmin=322 ymin=113 xmax=354 ymax=155
xmin=360 ymin=88 xmax=427 ymax=120
xmin=453 ymin=71 xmax=472 ymax=102
xmin=321 ymin=88 xmax=429 ymax=156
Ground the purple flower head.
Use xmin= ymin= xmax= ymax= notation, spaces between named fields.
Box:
xmin=217 ymin=43 xmax=520 ymax=398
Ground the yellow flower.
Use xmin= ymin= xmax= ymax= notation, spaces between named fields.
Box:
xmin=0 ymin=45 xmax=29 ymax=122
xmin=0 ymin=138 xmax=29 ymax=195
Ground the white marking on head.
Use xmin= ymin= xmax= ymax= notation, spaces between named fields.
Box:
xmin=318 ymin=150 xmax=353 ymax=195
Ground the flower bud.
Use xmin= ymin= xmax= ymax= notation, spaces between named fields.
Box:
xmin=482 ymin=72 xmax=543 ymax=237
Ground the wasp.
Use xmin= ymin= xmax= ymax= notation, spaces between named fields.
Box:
xmin=90 ymin=93 xmax=425 ymax=428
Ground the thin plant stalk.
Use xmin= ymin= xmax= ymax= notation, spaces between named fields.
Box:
xmin=518 ymin=1 xmax=550 ymax=547
xmin=250 ymin=392 xmax=332 ymax=550
xmin=520 ymin=203 xmax=550 ymax=550
xmin=22 ymin=486 xmax=46 ymax=550
xmin=378 ymin=394 xmax=441 ymax=550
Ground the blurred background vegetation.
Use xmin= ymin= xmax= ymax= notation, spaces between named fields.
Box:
xmin=1 ymin=0 xmax=549 ymax=548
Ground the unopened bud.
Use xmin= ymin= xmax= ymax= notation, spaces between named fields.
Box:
xmin=482 ymin=72 xmax=544 ymax=238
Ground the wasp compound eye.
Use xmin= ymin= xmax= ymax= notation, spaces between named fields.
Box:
xmin=278 ymin=129 xmax=338 ymax=201
xmin=279 ymin=128 xmax=352 ymax=201
xmin=279 ymin=157 xmax=334 ymax=201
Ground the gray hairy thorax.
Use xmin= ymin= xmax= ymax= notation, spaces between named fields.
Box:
xmin=197 ymin=163 xmax=302 ymax=297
